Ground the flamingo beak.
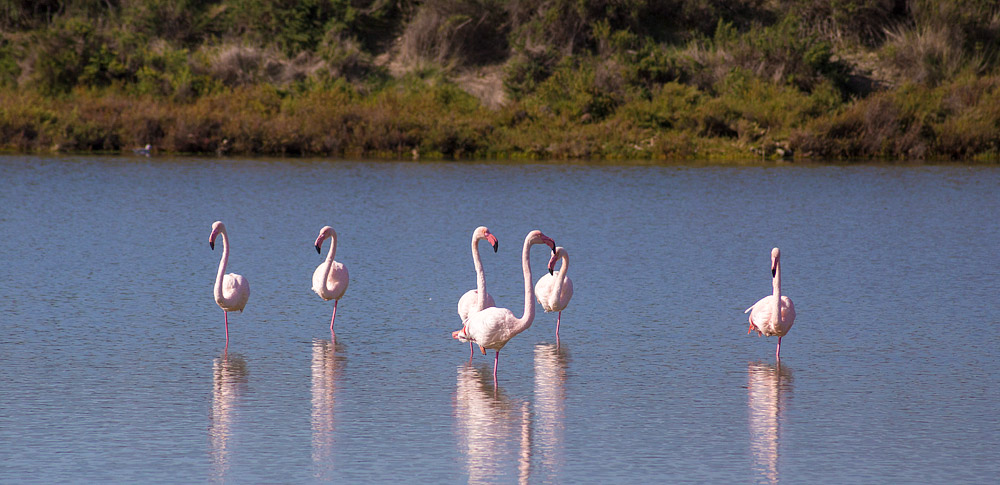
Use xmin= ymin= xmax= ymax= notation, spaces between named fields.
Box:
xmin=487 ymin=234 xmax=498 ymax=253
xmin=209 ymin=240 xmax=215 ymax=250
xmin=315 ymin=243 xmax=322 ymax=254
xmin=544 ymin=236 xmax=556 ymax=253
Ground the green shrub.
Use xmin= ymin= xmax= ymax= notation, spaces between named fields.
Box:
xmin=0 ymin=38 xmax=21 ymax=87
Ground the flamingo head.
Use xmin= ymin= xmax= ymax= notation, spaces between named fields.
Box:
xmin=315 ymin=226 xmax=335 ymax=254
xmin=209 ymin=221 xmax=225 ymax=250
xmin=486 ymin=231 xmax=498 ymax=253
xmin=547 ymin=246 xmax=565 ymax=275
xmin=770 ymin=247 xmax=780 ymax=277
xmin=474 ymin=226 xmax=499 ymax=253
xmin=526 ymin=230 xmax=556 ymax=253
xmin=452 ymin=326 xmax=470 ymax=342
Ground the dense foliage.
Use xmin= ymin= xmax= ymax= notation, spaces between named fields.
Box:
xmin=1 ymin=0 xmax=999 ymax=160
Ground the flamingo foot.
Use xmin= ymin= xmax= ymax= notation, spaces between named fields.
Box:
xmin=479 ymin=345 xmax=486 ymax=356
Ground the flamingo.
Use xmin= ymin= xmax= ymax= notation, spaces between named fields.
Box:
xmin=457 ymin=226 xmax=499 ymax=359
xmin=453 ymin=230 xmax=556 ymax=382
xmin=209 ymin=221 xmax=250 ymax=346
xmin=313 ymin=226 xmax=349 ymax=339
xmin=745 ymin=247 xmax=796 ymax=360
xmin=534 ymin=246 xmax=573 ymax=345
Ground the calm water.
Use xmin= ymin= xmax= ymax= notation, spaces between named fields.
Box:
xmin=1 ymin=156 xmax=998 ymax=483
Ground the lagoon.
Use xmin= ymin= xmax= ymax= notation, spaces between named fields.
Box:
xmin=1 ymin=156 xmax=998 ymax=483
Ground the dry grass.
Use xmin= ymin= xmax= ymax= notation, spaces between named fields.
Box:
xmin=201 ymin=44 xmax=329 ymax=87
xmin=880 ymin=24 xmax=974 ymax=87
xmin=396 ymin=0 xmax=508 ymax=72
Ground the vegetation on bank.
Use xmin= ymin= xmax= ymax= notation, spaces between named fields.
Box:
xmin=1 ymin=0 xmax=999 ymax=161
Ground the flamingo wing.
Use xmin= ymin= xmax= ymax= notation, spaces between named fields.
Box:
xmin=458 ymin=289 xmax=496 ymax=322
xmin=222 ymin=273 xmax=250 ymax=310
xmin=463 ymin=306 xmax=517 ymax=350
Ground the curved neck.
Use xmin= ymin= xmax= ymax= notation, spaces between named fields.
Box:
xmin=772 ymin=260 xmax=782 ymax=322
xmin=512 ymin=238 xmax=537 ymax=336
xmin=325 ymin=234 xmax=338 ymax=263
xmin=472 ymin=237 xmax=487 ymax=310
xmin=323 ymin=234 xmax=339 ymax=284
xmin=214 ymin=231 xmax=230 ymax=301
xmin=557 ymin=251 xmax=570 ymax=284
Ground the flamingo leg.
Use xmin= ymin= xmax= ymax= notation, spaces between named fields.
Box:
xmin=776 ymin=337 xmax=782 ymax=360
xmin=493 ymin=350 xmax=500 ymax=382
xmin=224 ymin=311 xmax=230 ymax=344
xmin=556 ymin=311 xmax=562 ymax=339
xmin=469 ymin=341 xmax=474 ymax=361
xmin=330 ymin=300 xmax=338 ymax=340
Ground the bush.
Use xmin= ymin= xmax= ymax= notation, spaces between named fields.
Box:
xmin=398 ymin=0 xmax=509 ymax=70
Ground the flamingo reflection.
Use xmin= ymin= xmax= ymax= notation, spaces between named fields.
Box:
xmin=533 ymin=343 xmax=568 ymax=480
xmin=454 ymin=365 xmax=532 ymax=484
xmin=209 ymin=352 xmax=248 ymax=481
xmin=311 ymin=339 xmax=345 ymax=479
xmin=747 ymin=361 xmax=793 ymax=485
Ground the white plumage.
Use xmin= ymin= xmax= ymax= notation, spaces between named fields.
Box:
xmin=313 ymin=226 xmax=349 ymax=338
xmin=209 ymin=221 xmax=250 ymax=346
xmin=457 ymin=226 xmax=498 ymax=359
xmin=745 ymin=247 xmax=796 ymax=359
xmin=453 ymin=230 xmax=556 ymax=381
xmin=534 ymin=246 xmax=573 ymax=343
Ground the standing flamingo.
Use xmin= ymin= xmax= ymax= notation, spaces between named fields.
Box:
xmin=535 ymin=246 xmax=573 ymax=345
xmin=209 ymin=221 xmax=250 ymax=347
xmin=453 ymin=230 xmax=556 ymax=382
xmin=457 ymin=226 xmax=499 ymax=359
xmin=313 ymin=226 xmax=349 ymax=339
xmin=745 ymin=247 xmax=796 ymax=360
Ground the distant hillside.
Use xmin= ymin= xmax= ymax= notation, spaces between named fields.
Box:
xmin=2 ymin=1 xmax=999 ymax=161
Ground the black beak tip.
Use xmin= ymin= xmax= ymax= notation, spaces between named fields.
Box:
xmin=209 ymin=241 xmax=215 ymax=250
xmin=492 ymin=242 xmax=498 ymax=253
xmin=549 ymin=268 xmax=554 ymax=275
xmin=771 ymin=268 xmax=776 ymax=277
xmin=315 ymin=244 xmax=322 ymax=254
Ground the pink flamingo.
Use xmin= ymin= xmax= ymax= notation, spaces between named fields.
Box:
xmin=313 ymin=226 xmax=349 ymax=339
xmin=453 ymin=230 xmax=556 ymax=382
xmin=534 ymin=246 xmax=573 ymax=345
xmin=457 ymin=226 xmax=499 ymax=359
xmin=745 ymin=247 xmax=796 ymax=360
xmin=209 ymin=221 xmax=250 ymax=347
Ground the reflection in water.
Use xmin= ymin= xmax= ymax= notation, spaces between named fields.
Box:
xmin=533 ymin=343 xmax=568 ymax=481
xmin=209 ymin=352 xmax=248 ymax=482
xmin=747 ymin=361 xmax=793 ymax=485
xmin=311 ymin=339 xmax=345 ymax=480
xmin=454 ymin=365 xmax=532 ymax=484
